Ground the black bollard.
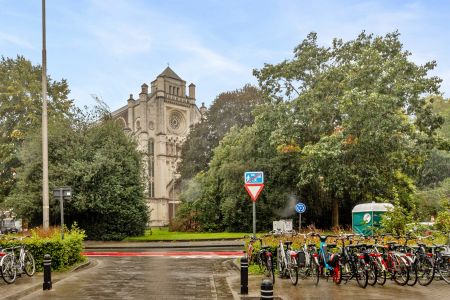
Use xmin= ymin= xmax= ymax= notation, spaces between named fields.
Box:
xmin=43 ymin=254 xmax=52 ymax=290
xmin=260 ymin=279 xmax=273 ymax=300
xmin=240 ymin=256 xmax=248 ymax=294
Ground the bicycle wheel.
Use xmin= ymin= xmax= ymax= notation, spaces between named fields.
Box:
xmin=298 ymin=253 xmax=310 ymax=279
xmin=417 ymin=256 xmax=434 ymax=286
xmin=307 ymin=255 xmax=317 ymax=279
xmin=1 ymin=254 xmax=17 ymax=284
xmin=333 ymin=261 xmax=342 ymax=285
xmin=266 ymin=256 xmax=275 ymax=284
xmin=288 ymin=255 xmax=298 ymax=285
xmin=341 ymin=261 xmax=352 ymax=282
xmin=367 ymin=259 xmax=378 ymax=286
xmin=24 ymin=251 xmax=35 ymax=276
xmin=314 ymin=256 xmax=321 ymax=286
xmin=276 ymin=248 xmax=283 ymax=278
xmin=356 ymin=259 xmax=368 ymax=288
xmin=438 ymin=256 xmax=450 ymax=284
xmin=407 ymin=260 xmax=418 ymax=286
xmin=376 ymin=259 xmax=387 ymax=286
xmin=393 ymin=256 xmax=409 ymax=286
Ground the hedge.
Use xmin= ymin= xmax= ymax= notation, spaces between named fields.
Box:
xmin=0 ymin=224 xmax=86 ymax=272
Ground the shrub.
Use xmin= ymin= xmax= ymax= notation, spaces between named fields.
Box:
xmin=435 ymin=199 xmax=450 ymax=233
xmin=0 ymin=224 xmax=86 ymax=272
xmin=380 ymin=200 xmax=413 ymax=236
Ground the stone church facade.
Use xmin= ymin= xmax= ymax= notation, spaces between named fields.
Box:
xmin=111 ymin=67 xmax=205 ymax=227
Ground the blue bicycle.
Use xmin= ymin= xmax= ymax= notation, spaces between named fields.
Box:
xmin=311 ymin=234 xmax=341 ymax=286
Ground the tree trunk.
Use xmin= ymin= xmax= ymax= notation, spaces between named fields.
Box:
xmin=332 ymin=198 xmax=339 ymax=228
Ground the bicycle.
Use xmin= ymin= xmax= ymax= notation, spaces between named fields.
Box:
xmin=0 ymin=237 xmax=35 ymax=284
xmin=405 ymin=235 xmax=434 ymax=286
xmin=246 ymin=235 xmax=275 ymax=284
xmin=431 ymin=240 xmax=450 ymax=284
xmin=276 ymin=240 xmax=298 ymax=285
xmin=296 ymin=233 xmax=316 ymax=279
xmin=311 ymin=234 xmax=341 ymax=286
xmin=381 ymin=239 xmax=410 ymax=285
xmin=337 ymin=234 xmax=368 ymax=288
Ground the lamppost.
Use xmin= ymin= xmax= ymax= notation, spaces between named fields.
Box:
xmin=41 ymin=0 xmax=49 ymax=230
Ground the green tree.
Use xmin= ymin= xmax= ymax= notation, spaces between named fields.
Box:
xmin=7 ymin=111 xmax=148 ymax=240
xmin=0 ymin=56 xmax=73 ymax=204
xmin=179 ymin=84 xmax=264 ymax=179
xmin=253 ymin=31 xmax=443 ymax=227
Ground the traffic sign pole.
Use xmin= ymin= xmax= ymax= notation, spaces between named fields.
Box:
xmin=244 ymin=171 xmax=264 ymax=238
xmin=295 ymin=202 xmax=306 ymax=233
xmin=253 ymin=202 xmax=256 ymax=238
xmin=299 ymin=213 xmax=301 ymax=233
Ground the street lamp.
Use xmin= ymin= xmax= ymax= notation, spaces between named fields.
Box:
xmin=42 ymin=0 xmax=50 ymax=230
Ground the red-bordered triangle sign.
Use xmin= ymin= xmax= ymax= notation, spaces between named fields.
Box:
xmin=245 ymin=184 xmax=264 ymax=202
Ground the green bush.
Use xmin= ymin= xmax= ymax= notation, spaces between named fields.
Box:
xmin=436 ymin=199 xmax=450 ymax=233
xmin=0 ymin=224 xmax=86 ymax=272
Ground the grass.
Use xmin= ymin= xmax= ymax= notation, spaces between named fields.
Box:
xmin=123 ymin=227 xmax=251 ymax=241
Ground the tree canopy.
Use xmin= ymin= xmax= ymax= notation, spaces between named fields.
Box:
xmin=179 ymin=84 xmax=264 ymax=179
xmin=1 ymin=56 xmax=148 ymax=240
xmin=177 ymin=31 xmax=445 ymax=231
xmin=0 ymin=56 xmax=73 ymax=204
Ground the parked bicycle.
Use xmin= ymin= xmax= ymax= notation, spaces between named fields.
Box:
xmin=246 ymin=235 xmax=275 ymax=284
xmin=430 ymin=239 xmax=450 ymax=284
xmin=0 ymin=237 xmax=35 ymax=284
xmin=336 ymin=234 xmax=369 ymax=288
xmin=276 ymin=240 xmax=298 ymax=285
xmin=310 ymin=234 xmax=341 ymax=286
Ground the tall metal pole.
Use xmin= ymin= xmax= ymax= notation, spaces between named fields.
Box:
xmin=42 ymin=0 xmax=49 ymax=230
xmin=59 ymin=191 xmax=64 ymax=239
xmin=252 ymin=202 xmax=256 ymax=237
xmin=299 ymin=213 xmax=301 ymax=233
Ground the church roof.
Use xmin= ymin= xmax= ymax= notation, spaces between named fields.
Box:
xmin=158 ymin=66 xmax=183 ymax=81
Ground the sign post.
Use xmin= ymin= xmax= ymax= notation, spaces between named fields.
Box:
xmin=295 ymin=202 xmax=306 ymax=232
xmin=244 ymin=172 xmax=264 ymax=237
xmin=53 ymin=187 xmax=72 ymax=240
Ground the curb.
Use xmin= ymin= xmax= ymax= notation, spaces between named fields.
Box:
xmin=83 ymin=240 xmax=246 ymax=250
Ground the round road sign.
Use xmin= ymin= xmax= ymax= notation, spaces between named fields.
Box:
xmin=295 ymin=202 xmax=306 ymax=214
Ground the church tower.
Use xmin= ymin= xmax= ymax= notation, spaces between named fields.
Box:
xmin=111 ymin=67 xmax=203 ymax=226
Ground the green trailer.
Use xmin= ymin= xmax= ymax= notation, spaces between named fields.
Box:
xmin=352 ymin=202 xmax=393 ymax=236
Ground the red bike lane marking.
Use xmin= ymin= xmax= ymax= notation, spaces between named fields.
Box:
xmin=82 ymin=251 xmax=243 ymax=257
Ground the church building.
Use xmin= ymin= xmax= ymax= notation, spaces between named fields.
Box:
xmin=111 ymin=67 xmax=206 ymax=226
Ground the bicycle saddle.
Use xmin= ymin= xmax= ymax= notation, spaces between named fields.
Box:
xmin=308 ymin=243 xmax=316 ymax=247
xmin=284 ymin=241 xmax=293 ymax=246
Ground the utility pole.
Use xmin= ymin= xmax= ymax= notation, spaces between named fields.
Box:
xmin=42 ymin=0 xmax=49 ymax=230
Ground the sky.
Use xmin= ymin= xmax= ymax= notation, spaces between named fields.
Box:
xmin=1 ymin=0 xmax=449 ymax=112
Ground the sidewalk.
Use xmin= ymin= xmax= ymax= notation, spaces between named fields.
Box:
xmin=1 ymin=260 xmax=92 ymax=300
xmin=83 ymin=239 xmax=246 ymax=249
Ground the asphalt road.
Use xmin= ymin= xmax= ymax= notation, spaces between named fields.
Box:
xmin=22 ymin=256 xmax=236 ymax=300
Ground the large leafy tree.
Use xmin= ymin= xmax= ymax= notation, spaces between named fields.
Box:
xmin=179 ymin=84 xmax=264 ymax=179
xmin=253 ymin=31 xmax=443 ymax=227
xmin=415 ymin=97 xmax=450 ymax=216
xmin=7 ymin=113 xmax=148 ymax=240
xmin=181 ymin=31 xmax=444 ymax=231
xmin=0 ymin=56 xmax=72 ymax=204
xmin=178 ymin=103 xmax=302 ymax=231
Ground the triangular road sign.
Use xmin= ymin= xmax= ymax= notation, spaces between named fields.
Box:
xmin=244 ymin=184 xmax=264 ymax=202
